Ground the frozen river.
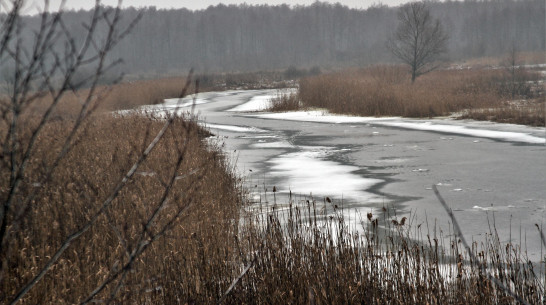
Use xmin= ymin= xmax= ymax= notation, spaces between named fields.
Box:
xmin=147 ymin=89 xmax=546 ymax=262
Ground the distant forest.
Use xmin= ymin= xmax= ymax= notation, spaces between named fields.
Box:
xmin=20 ymin=0 xmax=546 ymax=75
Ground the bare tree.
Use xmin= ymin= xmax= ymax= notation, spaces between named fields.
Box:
xmin=499 ymin=44 xmax=536 ymax=99
xmin=387 ymin=1 xmax=448 ymax=83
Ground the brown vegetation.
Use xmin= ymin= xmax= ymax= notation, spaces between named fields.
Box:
xmin=0 ymin=109 xmax=243 ymax=303
xmin=18 ymin=77 xmax=193 ymax=119
xmin=229 ymin=199 xmax=544 ymax=304
xmin=298 ymin=65 xmax=544 ymax=126
xmin=461 ymin=52 xmax=546 ymax=68
xmin=268 ymin=91 xmax=301 ymax=112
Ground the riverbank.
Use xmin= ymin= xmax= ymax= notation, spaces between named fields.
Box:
xmin=296 ymin=65 xmax=545 ymax=127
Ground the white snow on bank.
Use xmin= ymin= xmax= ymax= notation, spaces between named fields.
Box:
xmin=268 ymin=148 xmax=383 ymax=202
xmin=255 ymin=110 xmax=400 ymax=123
xmin=385 ymin=121 xmax=545 ymax=144
xmin=251 ymin=111 xmax=545 ymax=144
xmin=163 ymin=96 xmax=209 ymax=108
xmin=227 ymin=94 xmax=275 ymax=112
xmin=203 ymin=123 xmax=267 ymax=133
xmin=116 ymin=95 xmax=209 ymax=117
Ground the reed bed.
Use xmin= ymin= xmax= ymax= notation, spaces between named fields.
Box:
xmin=16 ymin=77 xmax=192 ymax=120
xmin=297 ymin=66 xmax=544 ymax=126
xmin=221 ymin=197 xmax=544 ymax=304
xmin=269 ymin=91 xmax=302 ymax=112
xmin=0 ymin=113 xmax=244 ymax=303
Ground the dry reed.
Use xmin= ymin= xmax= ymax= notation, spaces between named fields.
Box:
xmin=298 ymin=65 xmax=544 ymax=126
xmin=269 ymin=91 xmax=302 ymax=112
xmin=1 ymin=111 xmax=243 ymax=303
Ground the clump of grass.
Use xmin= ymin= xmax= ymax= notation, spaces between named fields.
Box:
xmin=12 ymin=76 xmax=194 ymax=122
xmin=268 ymin=91 xmax=302 ymax=112
xmin=298 ymin=65 xmax=544 ymax=126
xmin=461 ymin=100 xmax=545 ymax=126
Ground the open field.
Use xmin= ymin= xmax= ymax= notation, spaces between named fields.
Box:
xmin=297 ymin=64 xmax=544 ymax=126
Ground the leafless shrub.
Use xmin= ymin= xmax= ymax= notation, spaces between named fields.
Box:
xmin=268 ymin=91 xmax=302 ymax=112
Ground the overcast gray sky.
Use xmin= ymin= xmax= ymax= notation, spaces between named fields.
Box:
xmin=26 ymin=0 xmax=409 ymax=13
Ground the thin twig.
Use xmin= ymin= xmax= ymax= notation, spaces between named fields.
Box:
xmin=217 ymin=260 xmax=255 ymax=305
xmin=535 ymin=224 xmax=546 ymax=249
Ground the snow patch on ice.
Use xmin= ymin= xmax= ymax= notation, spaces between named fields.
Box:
xmin=228 ymin=94 xmax=275 ymax=112
xmin=412 ymin=168 xmax=429 ymax=172
xmin=163 ymin=96 xmax=209 ymax=108
xmin=473 ymin=205 xmax=493 ymax=211
xmin=252 ymin=141 xmax=294 ymax=148
xmin=385 ymin=121 xmax=544 ymax=144
xmin=204 ymin=123 xmax=267 ymax=133
xmin=268 ymin=148 xmax=383 ymax=203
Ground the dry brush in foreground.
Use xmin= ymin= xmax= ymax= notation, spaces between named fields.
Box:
xmin=0 ymin=112 xmax=244 ymax=303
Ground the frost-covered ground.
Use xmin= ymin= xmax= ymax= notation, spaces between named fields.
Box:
xmin=133 ymin=89 xmax=545 ymax=262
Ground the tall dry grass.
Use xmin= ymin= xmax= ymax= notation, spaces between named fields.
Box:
xmin=0 ymin=112 xmax=244 ymax=303
xmin=24 ymin=71 xmax=294 ymax=118
xmin=16 ymin=77 xmax=192 ymax=120
xmin=269 ymin=91 xmax=301 ymax=112
xmin=462 ymin=51 xmax=546 ymax=68
xmin=298 ymin=65 xmax=544 ymax=126
xmin=221 ymin=197 xmax=544 ymax=304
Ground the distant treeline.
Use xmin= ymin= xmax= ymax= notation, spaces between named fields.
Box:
xmin=19 ymin=0 xmax=546 ymax=75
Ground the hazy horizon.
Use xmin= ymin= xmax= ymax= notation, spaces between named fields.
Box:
xmin=24 ymin=0 xmax=410 ymax=13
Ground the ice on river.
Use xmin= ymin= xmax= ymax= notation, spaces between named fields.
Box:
xmin=252 ymin=111 xmax=545 ymax=144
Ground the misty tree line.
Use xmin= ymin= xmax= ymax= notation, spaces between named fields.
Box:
xmin=14 ymin=0 xmax=546 ymax=76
